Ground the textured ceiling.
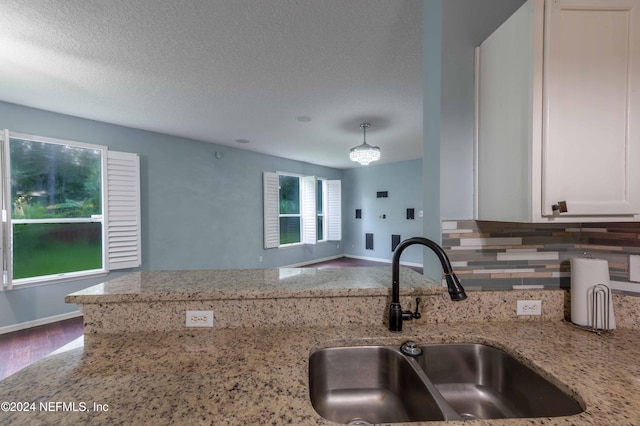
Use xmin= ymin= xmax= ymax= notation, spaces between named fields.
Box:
xmin=0 ymin=0 xmax=423 ymax=169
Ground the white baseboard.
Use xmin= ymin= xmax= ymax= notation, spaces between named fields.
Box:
xmin=0 ymin=310 xmax=83 ymax=335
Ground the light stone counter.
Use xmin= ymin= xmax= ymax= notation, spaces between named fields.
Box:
xmin=1 ymin=268 xmax=639 ymax=425
xmin=65 ymin=267 xmax=451 ymax=333
xmin=0 ymin=321 xmax=639 ymax=425
xmin=65 ymin=267 xmax=444 ymax=303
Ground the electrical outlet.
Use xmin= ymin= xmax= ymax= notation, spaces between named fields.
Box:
xmin=186 ymin=310 xmax=214 ymax=327
xmin=517 ymin=300 xmax=541 ymax=316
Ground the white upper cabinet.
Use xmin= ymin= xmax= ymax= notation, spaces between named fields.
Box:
xmin=475 ymin=0 xmax=640 ymax=222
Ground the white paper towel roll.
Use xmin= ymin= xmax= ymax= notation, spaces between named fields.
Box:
xmin=570 ymin=257 xmax=616 ymax=329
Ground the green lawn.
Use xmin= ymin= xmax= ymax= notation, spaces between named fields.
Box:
xmin=14 ymin=240 xmax=101 ymax=279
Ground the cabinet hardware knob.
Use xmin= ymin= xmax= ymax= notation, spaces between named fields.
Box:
xmin=552 ymin=201 xmax=568 ymax=213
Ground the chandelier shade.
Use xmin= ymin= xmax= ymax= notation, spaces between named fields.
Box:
xmin=349 ymin=123 xmax=381 ymax=166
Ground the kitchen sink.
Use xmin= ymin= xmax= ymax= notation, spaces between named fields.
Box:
xmin=308 ymin=346 xmax=454 ymax=424
xmin=309 ymin=343 xmax=583 ymax=424
xmin=415 ymin=343 xmax=584 ymax=420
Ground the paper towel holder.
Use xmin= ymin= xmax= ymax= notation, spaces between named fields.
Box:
xmin=570 ymin=282 xmax=613 ymax=335
xmin=590 ymin=283 xmax=612 ymax=334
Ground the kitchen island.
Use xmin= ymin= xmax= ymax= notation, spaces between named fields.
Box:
xmin=0 ymin=268 xmax=639 ymax=425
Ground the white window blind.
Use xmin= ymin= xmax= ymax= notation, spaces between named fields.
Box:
xmin=106 ymin=150 xmax=142 ymax=270
xmin=302 ymin=175 xmax=317 ymax=245
xmin=326 ymin=180 xmax=342 ymax=241
xmin=1 ymin=129 xmax=142 ymax=289
xmin=263 ymin=172 xmax=341 ymax=248
xmin=263 ymin=171 xmax=280 ymax=248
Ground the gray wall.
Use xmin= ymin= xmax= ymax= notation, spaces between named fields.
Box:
xmin=1 ymin=0 xmax=528 ymax=328
xmin=438 ymin=0 xmax=527 ymax=220
xmin=422 ymin=0 xmax=526 ymax=278
xmin=343 ymin=160 xmax=423 ymax=265
xmin=0 ymin=101 xmax=343 ymax=329
xmin=422 ymin=0 xmax=444 ymax=279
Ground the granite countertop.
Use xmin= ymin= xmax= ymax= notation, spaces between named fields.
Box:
xmin=1 ymin=320 xmax=639 ymax=425
xmin=65 ymin=267 xmax=444 ymax=303
xmin=5 ymin=267 xmax=640 ymax=425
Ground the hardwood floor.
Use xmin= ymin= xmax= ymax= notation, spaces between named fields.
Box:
xmin=0 ymin=257 xmax=419 ymax=382
xmin=0 ymin=316 xmax=83 ymax=381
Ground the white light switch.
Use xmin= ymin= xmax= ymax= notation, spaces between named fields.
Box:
xmin=630 ymin=255 xmax=640 ymax=282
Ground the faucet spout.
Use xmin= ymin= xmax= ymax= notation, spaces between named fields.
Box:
xmin=389 ymin=237 xmax=467 ymax=332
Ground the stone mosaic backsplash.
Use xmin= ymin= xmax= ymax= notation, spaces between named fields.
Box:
xmin=442 ymin=220 xmax=640 ymax=291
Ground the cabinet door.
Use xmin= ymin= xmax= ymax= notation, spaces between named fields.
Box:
xmin=475 ymin=0 xmax=544 ymax=222
xmin=542 ymin=0 xmax=640 ymax=217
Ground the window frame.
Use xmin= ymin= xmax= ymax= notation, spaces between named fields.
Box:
xmin=263 ymin=171 xmax=341 ymax=249
xmin=1 ymin=130 xmax=141 ymax=290
xmin=278 ymin=172 xmax=304 ymax=247
xmin=317 ymin=178 xmax=327 ymax=242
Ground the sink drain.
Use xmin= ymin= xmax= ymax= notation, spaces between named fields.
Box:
xmin=459 ymin=413 xmax=479 ymax=420
xmin=347 ymin=418 xmax=372 ymax=425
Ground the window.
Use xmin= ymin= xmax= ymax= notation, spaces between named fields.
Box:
xmin=1 ymin=131 xmax=141 ymax=288
xmin=279 ymin=174 xmax=301 ymax=244
xmin=317 ymin=179 xmax=324 ymax=241
xmin=263 ymin=172 xmax=341 ymax=248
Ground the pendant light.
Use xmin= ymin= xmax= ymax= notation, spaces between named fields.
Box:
xmin=349 ymin=123 xmax=381 ymax=166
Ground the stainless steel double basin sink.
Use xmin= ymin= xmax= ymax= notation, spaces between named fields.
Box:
xmin=309 ymin=343 xmax=583 ymax=424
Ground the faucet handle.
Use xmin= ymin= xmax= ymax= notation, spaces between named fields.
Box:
xmin=402 ymin=297 xmax=422 ymax=321
xmin=413 ymin=297 xmax=421 ymax=319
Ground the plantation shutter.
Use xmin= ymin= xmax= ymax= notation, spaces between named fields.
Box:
xmin=106 ymin=150 xmax=141 ymax=270
xmin=301 ymin=175 xmax=317 ymax=245
xmin=326 ymin=180 xmax=342 ymax=241
xmin=263 ymin=172 xmax=280 ymax=248
xmin=1 ymin=130 xmax=10 ymax=288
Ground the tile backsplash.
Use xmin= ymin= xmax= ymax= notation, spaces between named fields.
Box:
xmin=442 ymin=220 xmax=640 ymax=291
